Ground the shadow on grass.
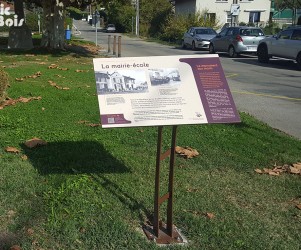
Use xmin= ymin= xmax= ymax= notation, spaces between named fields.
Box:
xmin=92 ymin=175 xmax=153 ymax=223
xmin=0 ymin=36 xmax=99 ymax=57
xmin=21 ymin=141 xmax=130 ymax=175
xmin=21 ymin=140 xmax=152 ymax=234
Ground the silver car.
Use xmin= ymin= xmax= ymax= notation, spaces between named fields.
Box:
xmin=209 ymin=26 xmax=265 ymax=57
xmin=106 ymin=24 xmax=116 ymax=33
xmin=182 ymin=27 xmax=217 ymax=50
xmin=257 ymin=26 xmax=301 ymax=70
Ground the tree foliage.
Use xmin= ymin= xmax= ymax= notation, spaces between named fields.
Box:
xmin=139 ymin=0 xmax=173 ymax=37
xmin=274 ymin=0 xmax=301 ymax=10
xmin=103 ymin=0 xmax=134 ymax=33
xmin=160 ymin=10 xmax=221 ymax=42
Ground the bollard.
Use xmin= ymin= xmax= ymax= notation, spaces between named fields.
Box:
xmin=108 ymin=35 xmax=111 ymax=53
xmin=118 ymin=36 xmax=122 ymax=57
xmin=113 ymin=35 xmax=117 ymax=56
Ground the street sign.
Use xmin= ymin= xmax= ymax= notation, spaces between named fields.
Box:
xmin=231 ymin=4 xmax=240 ymax=16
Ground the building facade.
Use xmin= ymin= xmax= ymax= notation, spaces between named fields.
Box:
xmin=174 ymin=0 xmax=271 ymax=27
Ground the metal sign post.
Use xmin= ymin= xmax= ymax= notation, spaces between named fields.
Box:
xmin=143 ymin=125 xmax=185 ymax=244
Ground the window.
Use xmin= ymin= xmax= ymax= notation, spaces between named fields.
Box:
xmin=249 ymin=12 xmax=260 ymax=23
xmin=240 ymin=28 xmax=264 ymax=36
xmin=219 ymin=28 xmax=228 ymax=36
xmin=226 ymin=11 xmax=232 ymax=23
xmin=279 ymin=30 xmax=293 ymax=40
xmin=206 ymin=13 xmax=216 ymax=23
xmin=291 ymin=29 xmax=301 ymax=40
xmin=226 ymin=28 xmax=235 ymax=36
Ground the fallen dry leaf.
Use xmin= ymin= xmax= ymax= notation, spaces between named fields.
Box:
xmin=15 ymin=78 xmax=24 ymax=82
xmin=268 ymin=171 xmax=280 ymax=176
xmin=26 ymin=228 xmax=34 ymax=236
xmin=89 ymin=123 xmax=102 ymax=127
xmin=296 ymin=204 xmax=301 ymax=210
xmin=289 ymin=166 xmax=300 ymax=174
xmin=175 ymin=146 xmax=199 ymax=159
xmin=186 ymin=188 xmax=199 ymax=193
xmin=59 ymin=67 xmax=69 ymax=71
xmin=292 ymin=162 xmax=301 ymax=170
xmin=0 ymin=96 xmax=42 ymax=110
xmin=21 ymin=154 xmax=28 ymax=161
xmin=78 ymin=120 xmax=90 ymax=124
xmin=7 ymin=210 xmax=16 ymax=217
xmin=255 ymin=162 xmax=301 ymax=176
xmin=5 ymin=146 xmax=20 ymax=153
xmin=48 ymin=64 xmax=58 ymax=69
xmin=10 ymin=245 xmax=22 ymax=250
xmin=24 ymin=138 xmax=47 ymax=148
xmin=206 ymin=212 xmax=215 ymax=219
xmin=48 ymin=80 xmax=69 ymax=90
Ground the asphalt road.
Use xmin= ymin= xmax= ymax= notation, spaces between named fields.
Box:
xmin=73 ymin=20 xmax=301 ymax=140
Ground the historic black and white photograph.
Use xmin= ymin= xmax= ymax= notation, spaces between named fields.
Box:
xmin=148 ymin=68 xmax=181 ymax=86
xmin=95 ymin=70 xmax=149 ymax=94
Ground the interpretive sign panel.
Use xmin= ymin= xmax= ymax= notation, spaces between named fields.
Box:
xmin=93 ymin=54 xmax=240 ymax=128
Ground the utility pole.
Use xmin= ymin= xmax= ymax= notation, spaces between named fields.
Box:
xmin=131 ymin=0 xmax=140 ymax=36
xmin=135 ymin=0 xmax=140 ymax=37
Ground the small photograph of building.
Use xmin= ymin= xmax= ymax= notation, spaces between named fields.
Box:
xmin=95 ymin=70 xmax=148 ymax=95
xmin=148 ymin=68 xmax=181 ymax=86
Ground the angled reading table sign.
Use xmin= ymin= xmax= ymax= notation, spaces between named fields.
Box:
xmin=93 ymin=54 xmax=240 ymax=245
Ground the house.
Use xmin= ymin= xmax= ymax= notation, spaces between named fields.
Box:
xmin=174 ymin=0 xmax=271 ymax=27
xmin=95 ymin=72 xmax=141 ymax=93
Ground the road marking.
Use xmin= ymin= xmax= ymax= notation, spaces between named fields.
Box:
xmin=226 ymin=73 xmax=238 ymax=78
xmin=232 ymin=90 xmax=301 ymax=101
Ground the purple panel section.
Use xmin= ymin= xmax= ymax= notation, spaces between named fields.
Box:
xmin=101 ymin=114 xmax=132 ymax=126
xmin=180 ymin=57 xmax=240 ymax=124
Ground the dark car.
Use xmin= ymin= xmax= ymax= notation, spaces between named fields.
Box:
xmin=209 ymin=26 xmax=265 ymax=57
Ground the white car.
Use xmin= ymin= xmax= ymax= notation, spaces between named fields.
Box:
xmin=257 ymin=26 xmax=301 ymax=70
xmin=182 ymin=27 xmax=217 ymax=50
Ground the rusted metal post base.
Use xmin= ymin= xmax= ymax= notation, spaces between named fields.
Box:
xmin=143 ymin=221 xmax=186 ymax=245
xmin=143 ymin=126 xmax=186 ymax=245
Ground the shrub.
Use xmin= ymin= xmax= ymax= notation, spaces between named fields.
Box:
xmin=0 ymin=69 xmax=9 ymax=104
xmin=160 ymin=10 xmax=221 ymax=43
xmin=263 ymin=22 xmax=281 ymax=35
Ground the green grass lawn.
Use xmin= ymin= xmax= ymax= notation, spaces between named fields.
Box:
xmin=0 ymin=49 xmax=301 ymax=250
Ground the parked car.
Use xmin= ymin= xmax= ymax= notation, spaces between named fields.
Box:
xmin=106 ymin=24 xmax=116 ymax=33
xmin=257 ymin=26 xmax=301 ymax=69
xmin=209 ymin=26 xmax=265 ymax=57
xmin=182 ymin=27 xmax=217 ymax=50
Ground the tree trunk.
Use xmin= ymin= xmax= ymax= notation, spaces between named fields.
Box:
xmin=8 ymin=0 xmax=33 ymax=50
xmin=40 ymin=0 xmax=66 ymax=49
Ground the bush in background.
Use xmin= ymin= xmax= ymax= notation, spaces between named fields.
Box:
xmin=0 ymin=69 xmax=9 ymax=104
xmin=160 ymin=10 xmax=221 ymax=43
xmin=263 ymin=22 xmax=281 ymax=35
